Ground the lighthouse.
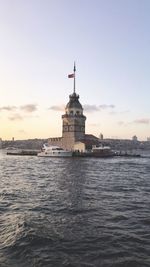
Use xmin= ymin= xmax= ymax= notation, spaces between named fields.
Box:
xmin=48 ymin=63 xmax=99 ymax=151
xmin=61 ymin=63 xmax=86 ymax=150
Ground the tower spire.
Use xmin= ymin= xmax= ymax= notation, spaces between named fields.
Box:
xmin=68 ymin=62 xmax=77 ymax=94
xmin=73 ymin=61 xmax=76 ymax=94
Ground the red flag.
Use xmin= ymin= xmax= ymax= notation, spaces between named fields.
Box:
xmin=68 ymin=73 xmax=74 ymax=78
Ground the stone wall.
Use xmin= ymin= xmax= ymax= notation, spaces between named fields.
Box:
xmin=48 ymin=136 xmax=76 ymax=151
xmin=48 ymin=137 xmax=63 ymax=148
xmin=62 ymin=136 xmax=76 ymax=151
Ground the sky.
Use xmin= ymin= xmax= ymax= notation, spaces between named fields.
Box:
xmin=0 ymin=0 xmax=150 ymax=141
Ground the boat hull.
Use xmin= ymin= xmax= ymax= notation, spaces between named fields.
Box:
xmin=37 ymin=151 xmax=72 ymax=157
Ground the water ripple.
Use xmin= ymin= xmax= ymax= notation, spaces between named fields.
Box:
xmin=0 ymin=151 xmax=150 ymax=266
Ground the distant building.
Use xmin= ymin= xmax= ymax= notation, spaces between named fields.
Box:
xmin=132 ymin=135 xmax=138 ymax=142
xmin=99 ymin=133 xmax=103 ymax=140
xmin=48 ymin=64 xmax=99 ymax=151
xmin=147 ymin=137 xmax=150 ymax=142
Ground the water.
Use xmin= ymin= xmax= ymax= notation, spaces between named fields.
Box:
xmin=0 ymin=151 xmax=150 ymax=267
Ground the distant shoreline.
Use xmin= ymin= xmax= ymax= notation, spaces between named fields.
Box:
xmin=1 ymin=138 xmax=150 ymax=151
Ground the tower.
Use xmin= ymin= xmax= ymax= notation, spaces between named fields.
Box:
xmin=62 ymin=63 xmax=86 ymax=150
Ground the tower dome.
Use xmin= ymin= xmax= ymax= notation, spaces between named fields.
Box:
xmin=65 ymin=92 xmax=83 ymax=115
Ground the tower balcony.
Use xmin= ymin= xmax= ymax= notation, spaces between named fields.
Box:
xmin=62 ymin=113 xmax=86 ymax=119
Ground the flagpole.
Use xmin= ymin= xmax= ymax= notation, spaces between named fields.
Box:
xmin=73 ymin=62 xmax=76 ymax=94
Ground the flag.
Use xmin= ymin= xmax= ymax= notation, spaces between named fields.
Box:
xmin=68 ymin=73 xmax=74 ymax=78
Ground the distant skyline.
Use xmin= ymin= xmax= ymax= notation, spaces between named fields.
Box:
xmin=0 ymin=0 xmax=150 ymax=141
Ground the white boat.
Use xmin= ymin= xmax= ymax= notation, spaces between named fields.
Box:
xmin=37 ymin=144 xmax=72 ymax=157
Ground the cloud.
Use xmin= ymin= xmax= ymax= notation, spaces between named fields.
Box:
xmin=83 ymin=105 xmax=99 ymax=112
xmin=0 ymin=104 xmax=38 ymax=113
xmin=20 ymin=104 xmax=37 ymax=113
xmin=49 ymin=105 xmax=65 ymax=111
xmin=83 ymin=104 xmax=115 ymax=113
xmin=99 ymin=104 xmax=115 ymax=109
xmin=118 ymin=118 xmax=150 ymax=126
xmin=18 ymin=129 xmax=27 ymax=134
xmin=109 ymin=110 xmax=129 ymax=115
xmin=8 ymin=114 xmax=39 ymax=121
xmin=48 ymin=103 xmax=115 ymax=113
xmin=8 ymin=113 xmax=23 ymax=121
xmin=133 ymin=118 xmax=150 ymax=124
xmin=0 ymin=106 xmax=17 ymax=111
xmin=0 ymin=104 xmax=38 ymax=121
xmin=118 ymin=121 xmax=125 ymax=126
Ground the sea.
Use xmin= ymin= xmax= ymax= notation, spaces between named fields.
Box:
xmin=0 ymin=150 xmax=150 ymax=267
